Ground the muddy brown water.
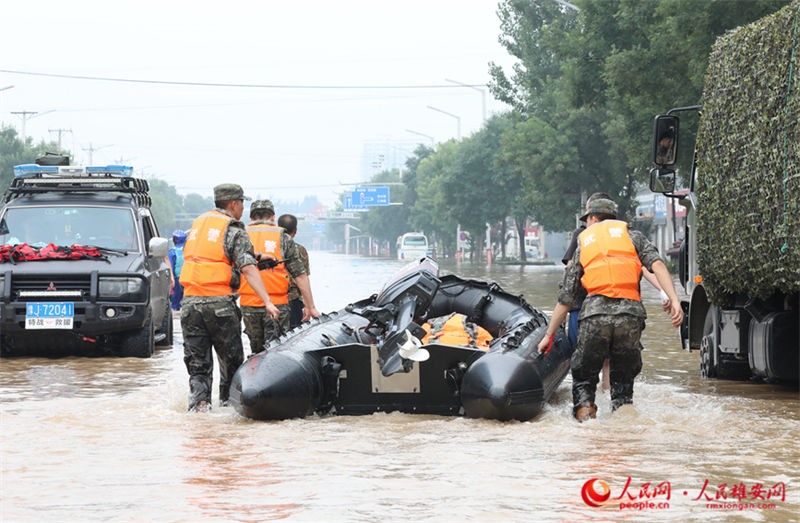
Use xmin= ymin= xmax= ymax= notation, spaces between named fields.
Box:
xmin=2 ymin=252 xmax=798 ymax=521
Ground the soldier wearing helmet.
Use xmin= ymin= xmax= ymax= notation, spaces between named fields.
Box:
xmin=538 ymin=198 xmax=683 ymax=422
xmin=239 ymin=200 xmax=321 ymax=353
xmin=179 ymin=184 xmax=280 ymax=413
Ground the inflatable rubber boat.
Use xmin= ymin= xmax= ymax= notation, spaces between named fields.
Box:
xmin=229 ymin=257 xmax=573 ymax=421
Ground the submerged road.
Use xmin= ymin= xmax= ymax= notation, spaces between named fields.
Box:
xmin=1 ymin=252 xmax=798 ymax=521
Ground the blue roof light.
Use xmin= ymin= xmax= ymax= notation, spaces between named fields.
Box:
xmin=86 ymin=165 xmax=133 ymax=177
xmin=13 ymin=164 xmax=59 ymax=178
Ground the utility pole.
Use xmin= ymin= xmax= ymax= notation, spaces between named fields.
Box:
xmin=114 ymin=155 xmax=136 ymax=166
xmin=11 ymin=111 xmax=37 ymax=143
xmin=82 ymin=143 xmax=112 ymax=165
xmin=11 ymin=109 xmax=55 ymax=143
xmin=49 ymin=128 xmax=73 ymax=152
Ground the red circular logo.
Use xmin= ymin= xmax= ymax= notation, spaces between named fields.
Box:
xmin=581 ymin=478 xmax=611 ymax=507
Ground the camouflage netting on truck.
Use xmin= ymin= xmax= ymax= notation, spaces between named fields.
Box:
xmin=696 ymin=1 xmax=800 ymax=305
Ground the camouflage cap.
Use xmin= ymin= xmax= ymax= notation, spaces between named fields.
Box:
xmin=213 ymin=183 xmax=251 ymax=201
xmin=250 ymin=199 xmax=275 ymax=213
xmin=579 ymin=198 xmax=618 ymax=221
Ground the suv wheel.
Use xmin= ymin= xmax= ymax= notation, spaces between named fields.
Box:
xmin=119 ymin=309 xmax=155 ymax=358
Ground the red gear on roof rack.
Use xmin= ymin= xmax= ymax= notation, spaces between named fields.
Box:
xmin=0 ymin=243 xmax=109 ymax=264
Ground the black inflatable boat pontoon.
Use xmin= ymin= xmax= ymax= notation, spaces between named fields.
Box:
xmin=229 ymin=258 xmax=572 ymax=421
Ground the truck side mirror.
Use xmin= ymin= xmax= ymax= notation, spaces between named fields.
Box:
xmin=148 ymin=237 xmax=169 ymax=258
xmin=649 ymin=168 xmax=675 ymax=194
xmin=653 ymin=115 xmax=679 ymax=167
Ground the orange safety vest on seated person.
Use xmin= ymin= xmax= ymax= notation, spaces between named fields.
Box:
xmin=180 ymin=210 xmax=234 ymax=296
xmin=239 ymin=224 xmax=289 ymax=306
xmin=421 ymin=313 xmax=492 ymax=349
xmin=579 ymin=219 xmax=642 ymax=301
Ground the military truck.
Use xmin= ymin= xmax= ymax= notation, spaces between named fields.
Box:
xmin=649 ymin=2 xmax=799 ymax=381
xmin=0 ymin=154 xmax=173 ymax=357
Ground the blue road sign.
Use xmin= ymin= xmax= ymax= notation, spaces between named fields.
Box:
xmin=351 ymin=186 xmax=390 ymax=206
xmin=344 ymin=195 xmax=368 ymax=212
xmin=312 ymin=222 xmax=326 ymax=233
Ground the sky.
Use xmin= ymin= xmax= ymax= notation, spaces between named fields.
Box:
xmin=1 ymin=0 xmax=515 ymax=206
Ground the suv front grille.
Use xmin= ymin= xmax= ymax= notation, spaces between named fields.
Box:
xmin=11 ymin=276 xmax=91 ymax=301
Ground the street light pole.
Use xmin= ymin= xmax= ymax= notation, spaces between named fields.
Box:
xmin=406 ymin=129 xmax=435 ymax=145
xmin=345 ymin=223 xmax=361 ymax=256
xmin=427 ymin=105 xmax=461 ymax=140
xmin=0 ymin=85 xmax=13 ymax=113
xmin=445 ymin=78 xmax=486 ymax=124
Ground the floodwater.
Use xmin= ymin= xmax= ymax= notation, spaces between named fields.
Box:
xmin=1 ymin=252 xmax=798 ymax=522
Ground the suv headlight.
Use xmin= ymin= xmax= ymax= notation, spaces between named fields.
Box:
xmin=98 ymin=277 xmax=145 ymax=300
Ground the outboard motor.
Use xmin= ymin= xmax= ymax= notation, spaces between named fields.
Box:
xmin=347 ymin=257 xmax=440 ymax=376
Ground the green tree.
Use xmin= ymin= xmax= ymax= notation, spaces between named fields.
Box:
xmin=489 ymin=0 xmax=790 ymax=229
xmin=411 ymin=141 xmax=461 ymax=254
xmin=182 ymin=193 xmax=213 ymax=214
xmin=356 ymin=169 xmax=411 ymax=254
xmin=0 ymin=126 xmax=64 ymax=195
xmin=489 ymin=0 xmax=578 ymax=114
xmin=148 ymin=179 xmax=183 ymax=235
xmin=433 ymin=115 xmax=517 ymax=255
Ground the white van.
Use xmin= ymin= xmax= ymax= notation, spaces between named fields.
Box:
xmin=396 ymin=232 xmax=429 ymax=260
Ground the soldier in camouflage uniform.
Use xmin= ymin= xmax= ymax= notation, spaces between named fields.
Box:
xmin=278 ymin=213 xmax=310 ymax=329
xmin=180 ymin=184 xmax=280 ymax=412
xmin=537 ymin=198 xmax=683 ymax=422
xmin=240 ymin=201 xmax=320 ymax=353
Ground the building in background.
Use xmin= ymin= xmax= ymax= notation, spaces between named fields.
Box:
xmin=360 ymin=141 xmax=418 ymax=181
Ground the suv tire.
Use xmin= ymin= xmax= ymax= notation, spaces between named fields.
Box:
xmin=119 ymin=309 xmax=155 ymax=358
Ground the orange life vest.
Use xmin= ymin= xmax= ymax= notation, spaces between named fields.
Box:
xmin=579 ymin=220 xmax=642 ymax=301
xmin=180 ymin=210 xmax=234 ymax=297
xmin=421 ymin=313 xmax=492 ymax=349
xmin=239 ymin=223 xmax=289 ymax=306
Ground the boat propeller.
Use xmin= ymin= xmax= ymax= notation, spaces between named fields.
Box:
xmin=398 ymin=330 xmax=430 ymax=362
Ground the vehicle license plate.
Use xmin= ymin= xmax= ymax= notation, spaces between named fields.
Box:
xmin=25 ymin=302 xmax=74 ymax=329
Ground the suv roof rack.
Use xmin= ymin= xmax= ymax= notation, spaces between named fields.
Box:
xmin=3 ymin=164 xmax=152 ymax=207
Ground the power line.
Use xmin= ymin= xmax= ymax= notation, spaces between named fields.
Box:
xmin=0 ymin=69 xmax=487 ymax=90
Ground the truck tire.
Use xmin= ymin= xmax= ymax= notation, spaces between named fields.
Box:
xmin=700 ymin=307 xmax=750 ymax=380
xmin=118 ymin=310 xmax=155 ymax=358
xmin=156 ymin=307 xmax=173 ymax=347
xmin=700 ymin=308 xmax=717 ymax=378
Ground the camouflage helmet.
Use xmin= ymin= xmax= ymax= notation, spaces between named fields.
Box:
xmin=213 ymin=183 xmax=251 ymax=201
xmin=579 ymin=198 xmax=618 ymax=221
xmin=250 ymin=199 xmax=275 ymax=214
